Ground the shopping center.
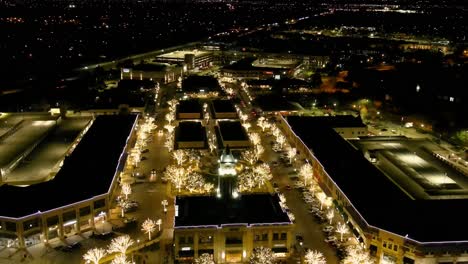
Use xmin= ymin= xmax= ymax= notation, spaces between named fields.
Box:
xmin=281 ymin=115 xmax=468 ymax=264
xmin=0 ymin=115 xmax=138 ymax=249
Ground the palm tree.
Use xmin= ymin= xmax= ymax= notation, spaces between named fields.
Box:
xmin=141 ymin=218 xmax=156 ymax=240
xmin=83 ymin=248 xmax=106 ymax=264
xmin=249 ymin=246 xmax=276 ymax=264
xmin=336 ymin=222 xmax=349 ymax=242
xmin=304 ymin=249 xmax=326 ymax=264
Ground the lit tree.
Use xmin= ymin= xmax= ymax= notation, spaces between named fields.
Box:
xmin=278 ymin=193 xmax=287 ymax=209
xmin=299 ymin=163 xmax=313 ymax=187
xmin=161 ymin=199 xmax=168 ymax=212
xmin=242 ymin=150 xmax=258 ymax=166
xmin=165 ymin=112 xmax=175 ymax=124
xmin=276 ymin=134 xmax=286 ymax=149
xmin=239 ymin=113 xmax=249 ymax=123
xmin=156 ymin=219 xmax=162 ymax=231
xmin=305 ymin=249 xmax=326 ymax=264
xmin=317 ymin=192 xmax=327 ymax=210
xmin=343 ymin=246 xmax=373 ymax=264
xmin=164 ymin=124 xmax=175 ymax=134
xmin=194 ymin=253 xmax=215 ymax=264
xmin=107 ymin=235 xmax=134 ymax=256
xmin=326 ymin=210 xmax=335 ymax=225
xmin=118 ymin=199 xmax=129 ymax=218
xmin=287 ymin=211 xmax=295 ymax=222
xmin=257 ymin=119 xmax=269 ymax=132
xmin=208 ymin=139 xmax=216 ymax=153
xmin=271 ymin=125 xmax=280 ymax=138
xmin=336 ymin=222 xmax=349 ymax=242
xmin=164 ymin=138 xmax=174 ymax=152
xmin=238 ymin=171 xmax=257 ymax=192
xmin=121 ymin=183 xmax=132 ymax=200
xmin=253 ymin=163 xmax=272 ymax=187
xmin=110 ymin=254 xmax=131 ymax=264
xmin=243 ymin=122 xmax=251 ymax=132
xmin=287 ymin=147 xmax=296 ymax=163
xmin=164 ymin=165 xmax=187 ymax=191
xmin=83 ymin=248 xmax=106 ymax=264
xmin=141 ymin=218 xmax=156 ymax=240
xmin=167 ymin=99 xmax=178 ymax=110
xmin=186 ymin=172 xmax=204 ymax=193
xmin=249 ymin=133 xmax=261 ymax=146
xmin=249 ymin=246 xmax=276 ymax=264
xmin=255 ymin=144 xmax=264 ymax=158
xmin=172 ymin=149 xmax=187 ymax=165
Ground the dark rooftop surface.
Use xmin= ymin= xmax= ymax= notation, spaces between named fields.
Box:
xmin=175 ymin=122 xmax=206 ymax=142
xmin=212 ymin=99 xmax=236 ymax=113
xmin=182 ymin=75 xmax=220 ymax=93
xmin=132 ymin=63 xmax=167 ymax=72
xmin=0 ymin=115 xmax=137 ymax=218
xmin=286 ymin=115 xmax=468 ymax=243
xmin=177 ymin=100 xmax=202 ymax=114
xmin=218 ymin=121 xmax=249 ymax=141
xmin=223 ymin=57 xmax=285 ymax=72
xmin=296 ymin=115 xmax=366 ymax=128
xmin=175 ymin=194 xmax=291 ymax=228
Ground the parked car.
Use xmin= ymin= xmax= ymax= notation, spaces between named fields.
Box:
xmin=323 ymin=226 xmax=334 ymax=233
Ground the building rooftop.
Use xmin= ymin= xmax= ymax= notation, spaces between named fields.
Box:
xmin=298 ymin=115 xmax=366 ymax=128
xmin=212 ymin=99 xmax=236 ymax=113
xmin=157 ymin=50 xmax=210 ymax=59
xmin=0 ymin=115 xmax=137 ymax=218
xmin=0 ymin=120 xmax=56 ymax=169
xmin=286 ymin=115 xmax=468 ymax=243
xmin=175 ymin=193 xmax=291 ymax=228
xmin=182 ymin=75 xmax=220 ymax=93
xmin=175 ymin=122 xmax=206 ymax=142
xmin=218 ymin=121 xmax=249 ymax=141
xmin=177 ymin=100 xmax=202 ymax=115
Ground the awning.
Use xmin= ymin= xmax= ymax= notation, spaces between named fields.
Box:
xmin=198 ymin=249 xmax=214 ymax=255
xmin=178 ymin=250 xmax=194 ymax=257
xmin=272 ymin=247 xmax=288 ymax=253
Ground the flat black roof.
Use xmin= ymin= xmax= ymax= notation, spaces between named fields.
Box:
xmin=286 ymin=116 xmax=468 ymax=243
xmin=218 ymin=121 xmax=249 ymax=141
xmin=175 ymin=122 xmax=206 ymax=142
xmin=0 ymin=115 xmax=137 ymax=218
xmin=182 ymin=75 xmax=220 ymax=93
xmin=177 ymin=100 xmax=202 ymax=114
xmin=296 ymin=115 xmax=366 ymax=128
xmin=212 ymin=99 xmax=236 ymax=113
xmin=175 ymin=194 xmax=291 ymax=228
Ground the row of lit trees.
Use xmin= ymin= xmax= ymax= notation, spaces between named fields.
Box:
xmin=163 ymin=149 xmax=214 ymax=194
xmin=163 ymin=99 xmax=178 ymax=152
xmin=84 ymin=217 xmax=164 ymax=264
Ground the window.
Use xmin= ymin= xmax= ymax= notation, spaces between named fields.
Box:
xmin=94 ymin=199 xmax=106 ymax=209
xmin=393 ymin=245 xmax=398 ymax=251
xmin=79 ymin=206 xmax=91 ymax=217
xmin=383 ymin=241 xmax=387 ymax=248
xmin=280 ymin=233 xmax=287 ymax=240
xmin=262 ymin=233 xmax=268 ymax=241
xmin=47 ymin=216 xmax=59 ymax=226
xmin=273 ymin=233 xmax=279 ymax=241
xmin=187 ymin=236 xmax=193 ymax=244
xmin=179 ymin=236 xmax=186 ymax=244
